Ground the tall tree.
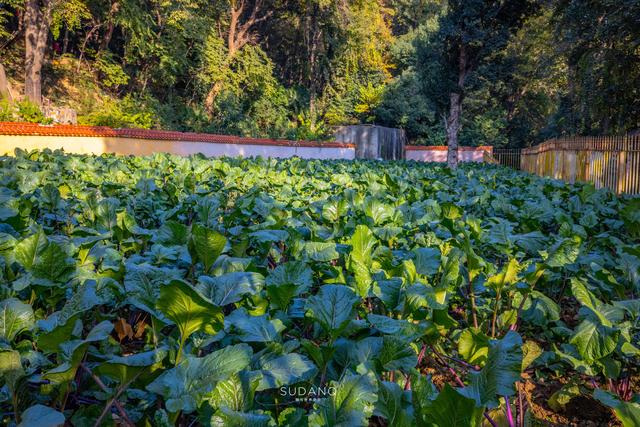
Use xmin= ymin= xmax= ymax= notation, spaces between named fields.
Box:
xmin=24 ymin=0 xmax=55 ymax=105
xmin=204 ymin=0 xmax=272 ymax=112
xmin=553 ymin=0 xmax=640 ymax=135
xmin=0 ymin=62 xmax=13 ymax=101
xmin=437 ymin=0 xmax=536 ymax=167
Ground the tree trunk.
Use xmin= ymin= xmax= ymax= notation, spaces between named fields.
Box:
xmin=304 ymin=2 xmax=323 ymax=127
xmin=446 ymin=92 xmax=461 ymax=168
xmin=24 ymin=0 xmax=52 ymax=106
xmin=0 ymin=62 xmax=13 ymax=102
xmin=446 ymin=45 xmax=468 ymax=169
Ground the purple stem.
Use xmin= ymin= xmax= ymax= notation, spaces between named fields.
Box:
xmin=438 ymin=353 xmax=481 ymax=371
xmin=484 ymin=411 xmax=499 ymax=427
xmin=505 ymin=395 xmax=515 ymax=427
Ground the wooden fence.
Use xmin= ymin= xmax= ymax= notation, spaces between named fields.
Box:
xmin=495 ymin=136 xmax=640 ymax=195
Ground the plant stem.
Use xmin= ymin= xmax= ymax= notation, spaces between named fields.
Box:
xmin=490 ymin=293 xmax=501 ymax=338
xmin=11 ymin=391 xmax=20 ymax=424
xmin=80 ymin=364 xmax=135 ymax=427
xmin=430 ymin=347 xmax=465 ymax=387
xmin=405 ymin=344 xmax=428 ymax=391
xmin=176 ymin=334 xmax=186 ymax=365
xmin=484 ymin=411 xmax=498 ymax=427
xmin=150 ymin=316 xmax=159 ymax=349
xmin=468 ymin=273 xmax=478 ymax=328
xmin=505 ymin=395 xmax=515 ymax=427
xmin=433 ymin=349 xmax=480 ymax=371
xmin=518 ymin=384 xmax=524 ymax=427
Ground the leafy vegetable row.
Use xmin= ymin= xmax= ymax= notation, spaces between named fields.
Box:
xmin=0 ymin=149 xmax=638 ymax=426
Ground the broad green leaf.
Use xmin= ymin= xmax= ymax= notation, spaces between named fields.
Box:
xmin=225 ymin=309 xmax=284 ymax=343
xmin=517 ymin=291 xmax=561 ymax=326
xmin=37 ymin=314 xmax=81 ymax=353
xmin=322 ymin=198 xmax=348 ymax=223
xmin=438 ymin=251 xmax=461 ymax=289
xmin=554 ymin=344 xmax=597 ymax=376
xmin=545 ymin=236 xmax=581 ymax=268
xmin=208 ymin=371 xmax=262 ymax=412
xmin=413 ymin=247 xmax=441 ymax=277
xmin=460 ymin=330 xmax=523 ymax=408
xmin=249 ymin=229 xmax=289 ymax=243
xmin=124 ymin=263 xmax=182 ymax=319
xmin=266 ymin=261 xmax=313 ymax=309
xmin=196 ymin=272 xmax=265 ymax=306
xmin=18 ymin=405 xmax=65 ymax=427
xmin=43 ymin=321 xmax=114 ymax=384
xmin=147 ymin=344 xmax=252 ymax=413
xmin=367 ymin=314 xmax=410 ymax=335
xmin=374 ymin=381 xmax=414 ymax=427
xmin=349 ymin=337 xmax=383 ymax=373
xmin=350 ymin=225 xmax=376 ymax=265
xmin=0 ymin=350 xmax=24 ymax=392
xmin=211 ymin=407 xmax=272 ymax=427
xmin=486 ymin=258 xmax=520 ymax=293
xmin=97 ymin=347 xmax=168 ymax=383
xmin=0 ymin=298 xmax=35 ymax=341
xmin=521 ymin=340 xmax=543 ymax=370
xmin=278 ymin=407 xmax=309 ymax=427
xmin=156 ymin=220 xmax=189 ymax=245
xmin=257 ymin=353 xmax=318 ymax=390
xmin=156 ymin=279 xmax=224 ymax=343
xmin=372 ymin=278 xmax=404 ymax=312
xmin=570 ymin=318 xmax=619 ymax=361
xmin=427 ymin=384 xmax=483 ymax=427
xmin=364 ymin=198 xmax=394 ymax=225
xmin=306 ymin=285 xmax=359 ymax=339
xmin=410 ymin=372 xmax=439 ymax=427
xmin=309 ymin=374 xmax=378 ymax=427
xmin=441 ymin=203 xmax=462 ymax=220
xmin=348 ymin=225 xmax=377 ymax=297
xmin=14 ymin=229 xmax=47 ymax=269
xmin=377 ymin=336 xmax=417 ymax=371
xmin=190 ymin=224 xmax=227 ymax=272
xmin=303 ymin=242 xmax=339 ymax=262
xmin=571 ymin=277 xmax=611 ymax=326
xmin=593 ymin=389 xmax=640 ymax=427
xmin=458 ymin=328 xmax=490 ymax=366
xmin=31 ymin=240 xmax=75 ymax=284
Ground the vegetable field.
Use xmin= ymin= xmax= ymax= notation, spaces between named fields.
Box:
xmin=1 ymin=150 xmax=639 ymax=426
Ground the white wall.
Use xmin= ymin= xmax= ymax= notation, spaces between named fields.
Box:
xmin=0 ymin=135 xmax=355 ymax=160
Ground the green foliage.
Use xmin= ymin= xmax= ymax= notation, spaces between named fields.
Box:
xmin=0 ymin=151 xmax=638 ymax=425
xmin=78 ymin=95 xmax=154 ymax=129
xmin=94 ymin=53 xmax=130 ymax=88
xmin=0 ymin=99 xmax=13 ymax=121
xmin=594 ymin=390 xmax=640 ymax=427
xmin=14 ymin=100 xmax=50 ymax=124
xmin=2 ymin=0 xmax=638 ymax=145
xmin=354 ymin=83 xmax=385 ymax=123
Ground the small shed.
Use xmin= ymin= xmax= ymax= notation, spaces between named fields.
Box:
xmin=334 ymin=125 xmax=406 ymax=160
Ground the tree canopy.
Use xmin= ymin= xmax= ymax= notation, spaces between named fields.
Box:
xmin=0 ymin=0 xmax=638 ymax=146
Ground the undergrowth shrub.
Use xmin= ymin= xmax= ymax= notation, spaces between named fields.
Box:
xmin=78 ymin=95 xmax=154 ymax=128
xmin=0 ymin=99 xmax=13 ymax=121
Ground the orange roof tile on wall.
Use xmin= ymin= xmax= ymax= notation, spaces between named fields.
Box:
xmin=0 ymin=122 xmax=355 ymax=149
